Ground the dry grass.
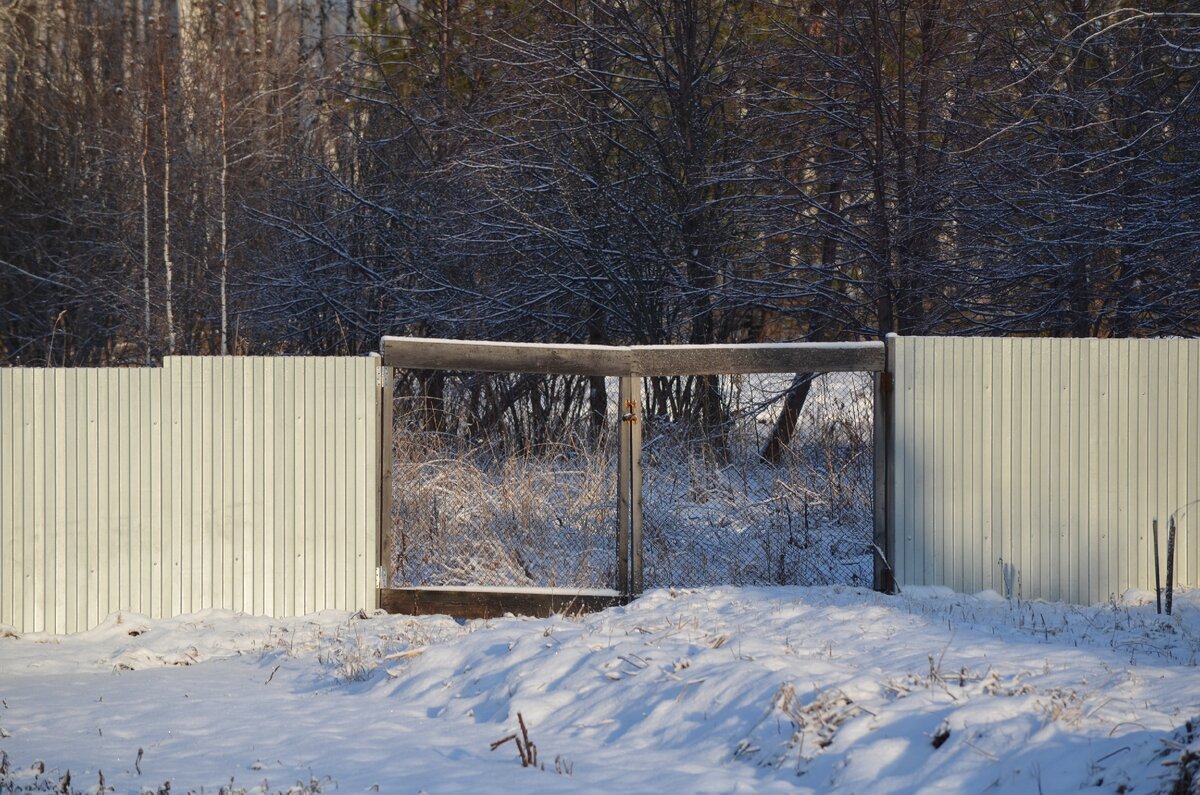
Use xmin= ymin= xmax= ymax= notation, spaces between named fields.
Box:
xmin=390 ymin=430 xmax=616 ymax=588
xmin=640 ymin=372 xmax=874 ymax=587
xmin=0 ymin=750 xmax=332 ymax=794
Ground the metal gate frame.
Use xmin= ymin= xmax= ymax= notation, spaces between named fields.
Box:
xmin=377 ymin=336 xmax=892 ymax=614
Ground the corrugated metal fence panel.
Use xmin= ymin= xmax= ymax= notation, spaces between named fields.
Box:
xmin=893 ymin=337 xmax=1199 ymax=604
xmin=161 ymin=355 xmax=380 ymax=621
xmin=0 ymin=357 xmax=381 ymax=634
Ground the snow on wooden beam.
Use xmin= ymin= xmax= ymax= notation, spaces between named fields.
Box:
xmin=381 ymin=336 xmax=633 ymax=375
xmin=380 ymin=336 xmax=886 ymax=375
xmin=630 ymin=342 xmax=886 ymax=375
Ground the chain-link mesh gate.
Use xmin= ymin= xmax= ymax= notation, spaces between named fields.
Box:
xmin=638 ymin=372 xmax=875 ymax=588
xmin=379 ymin=338 xmax=888 ymax=602
xmin=386 ymin=372 xmax=620 ymax=590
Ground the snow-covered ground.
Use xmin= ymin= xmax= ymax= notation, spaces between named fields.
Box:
xmin=1 ymin=586 xmax=1198 ymax=794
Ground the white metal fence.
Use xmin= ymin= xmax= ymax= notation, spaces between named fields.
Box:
xmin=5 ymin=338 xmax=1195 ymax=633
xmin=0 ymin=356 xmax=384 ymax=634
xmin=891 ymin=336 xmax=1198 ymax=604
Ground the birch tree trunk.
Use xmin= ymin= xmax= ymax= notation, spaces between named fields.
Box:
xmin=160 ymin=55 xmax=176 ymax=355
xmin=219 ymin=56 xmax=229 ymax=355
xmin=141 ymin=91 xmax=152 ymax=364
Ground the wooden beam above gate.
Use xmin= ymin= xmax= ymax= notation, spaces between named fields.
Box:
xmin=381 ymin=336 xmax=885 ymax=376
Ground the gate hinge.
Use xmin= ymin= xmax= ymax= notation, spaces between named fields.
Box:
xmin=376 ymin=565 xmax=387 ymax=589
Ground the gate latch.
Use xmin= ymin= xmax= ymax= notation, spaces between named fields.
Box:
xmin=622 ymin=399 xmax=638 ymax=424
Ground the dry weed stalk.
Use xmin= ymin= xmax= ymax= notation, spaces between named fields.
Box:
xmin=491 ymin=712 xmax=544 ymax=769
xmin=736 ymin=682 xmax=868 ymax=770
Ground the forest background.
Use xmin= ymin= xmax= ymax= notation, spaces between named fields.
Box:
xmin=1 ymin=0 xmax=1196 ymax=369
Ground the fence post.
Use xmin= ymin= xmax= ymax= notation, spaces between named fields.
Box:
xmin=618 ymin=374 xmax=643 ymax=598
xmin=617 ymin=376 xmax=631 ymax=596
xmin=376 ymin=358 xmax=394 ymax=607
xmin=629 ymin=374 xmax=643 ymax=596
xmin=873 ymin=334 xmax=896 ymax=593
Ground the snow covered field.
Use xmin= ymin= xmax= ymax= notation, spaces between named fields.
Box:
xmin=1 ymin=586 xmax=1197 ymax=794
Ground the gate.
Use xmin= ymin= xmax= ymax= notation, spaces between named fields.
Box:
xmin=385 ymin=371 xmax=619 ymax=591
xmin=636 ymin=370 xmax=879 ymax=590
xmin=377 ymin=337 xmax=889 ymax=615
